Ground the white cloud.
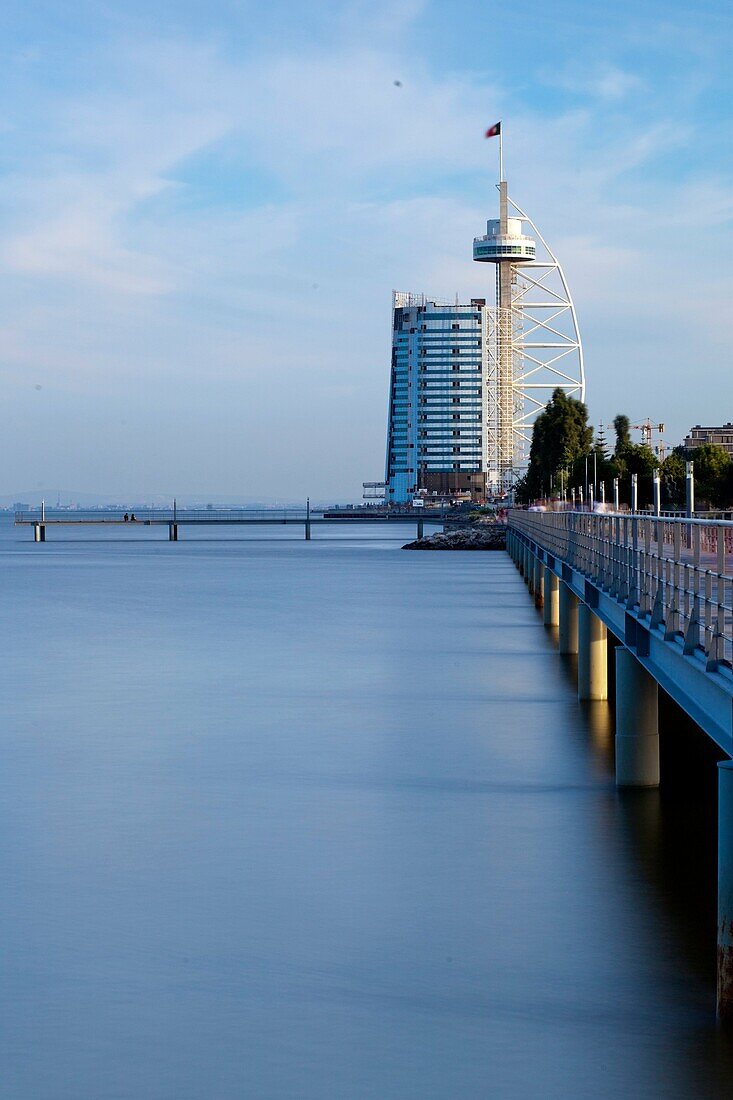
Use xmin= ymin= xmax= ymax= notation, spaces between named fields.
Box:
xmin=0 ymin=4 xmax=730 ymax=494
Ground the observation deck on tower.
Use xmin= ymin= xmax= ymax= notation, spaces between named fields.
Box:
xmin=473 ymin=218 xmax=536 ymax=263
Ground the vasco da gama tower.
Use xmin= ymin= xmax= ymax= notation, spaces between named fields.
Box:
xmin=385 ymin=129 xmax=584 ymax=503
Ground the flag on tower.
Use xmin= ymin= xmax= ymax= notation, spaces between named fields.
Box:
xmin=485 ymin=121 xmax=501 ymax=139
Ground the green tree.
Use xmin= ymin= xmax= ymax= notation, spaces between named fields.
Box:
xmin=689 ymin=444 xmax=732 ymax=509
xmin=613 ymin=414 xmax=631 ymax=454
xmin=660 ymin=450 xmax=686 ymax=508
xmin=613 ymin=442 xmax=658 ymax=507
xmin=518 ymin=388 xmax=593 ymax=502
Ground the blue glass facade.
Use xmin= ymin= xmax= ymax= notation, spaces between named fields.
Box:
xmin=385 ymin=294 xmax=486 ymax=504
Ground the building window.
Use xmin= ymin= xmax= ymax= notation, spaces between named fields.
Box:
xmin=452 ymin=413 xmax=460 ymax=420
xmin=452 ymin=364 xmax=460 ymax=372
xmin=452 ymin=347 xmax=460 ymax=355
xmin=453 ymin=430 xmax=460 ymax=437
xmin=452 ymin=397 xmax=460 ymax=404
xmin=452 ymin=380 xmax=460 ymax=388
xmin=451 ymin=323 xmax=460 ymax=331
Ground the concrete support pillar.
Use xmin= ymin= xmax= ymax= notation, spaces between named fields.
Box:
xmin=578 ymin=604 xmax=607 ymax=700
xmin=543 ymin=568 xmax=559 ymax=626
xmin=558 ymin=582 xmax=579 ymax=654
xmin=718 ymin=761 xmax=733 ymax=1023
xmin=34 ymin=524 xmax=46 ymax=543
xmin=526 ymin=551 xmax=534 ymax=592
xmin=614 ymin=648 xmax=659 ymax=787
xmin=533 ymin=555 xmax=544 ymax=607
xmin=168 ymin=523 xmax=178 ymax=541
xmin=417 ymin=518 xmax=424 ymax=540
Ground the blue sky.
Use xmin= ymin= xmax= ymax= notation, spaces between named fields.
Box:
xmin=0 ymin=0 xmax=731 ymax=500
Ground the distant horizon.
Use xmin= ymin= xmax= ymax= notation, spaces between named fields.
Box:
xmin=1 ymin=492 xmax=359 ymax=509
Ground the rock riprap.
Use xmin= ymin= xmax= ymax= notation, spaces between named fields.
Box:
xmin=402 ymin=524 xmax=507 ymax=551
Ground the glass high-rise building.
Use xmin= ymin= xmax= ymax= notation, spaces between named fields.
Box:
xmin=385 ymin=292 xmax=487 ymax=504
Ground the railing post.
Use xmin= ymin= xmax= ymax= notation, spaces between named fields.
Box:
xmin=653 ymin=472 xmax=661 ymax=516
xmin=631 ymin=473 xmax=638 ymax=514
xmin=685 ymin=462 xmax=695 ymax=550
xmin=686 ymin=461 xmax=695 ymax=518
xmin=613 ymin=478 xmax=620 ymax=512
xmin=305 ymin=497 xmax=311 ymax=540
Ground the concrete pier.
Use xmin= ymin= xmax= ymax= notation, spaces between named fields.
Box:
xmin=614 ymin=647 xmax=659 ymax=787
xmin=718 ymin=761 xmax=733 ymax=1023
xmin=543 ymin=568 xmax=559 ymax=627
xmin=34 ymin=524 xmax=45 ymax=543
xmin=168 ymin=524 xmax=178 ymax=541
xmin=533 ymin=555 xmax=544 ymax=608
xmin=558 ymin=582 xmax=578 ymax=654
xmin=578 ymin=604 xmax=607 ymax=700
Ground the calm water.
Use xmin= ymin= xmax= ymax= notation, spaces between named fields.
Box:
xmin=1 ymin=519 xmax=732 ymax=1098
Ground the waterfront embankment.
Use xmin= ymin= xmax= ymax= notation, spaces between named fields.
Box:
xmin=403 ymin=522 xmax=507 ymax=550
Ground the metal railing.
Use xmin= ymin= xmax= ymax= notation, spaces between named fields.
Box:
xmin=13 ymin=507 xmax=440 ymax=525
xmin=509 ymin=509 xmax=733 ymax=671
xmin=14 ymin=508 xmax=314 ymax=524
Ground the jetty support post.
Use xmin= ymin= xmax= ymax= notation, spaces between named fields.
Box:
xmin=168 ymin=523 xmax=178 ymax=541
xmin=35 ymin=498 xmax=46 ymax=542
xmin=417 ymin=516 xmax=424 ymax=540
xmin=718 ymin=761 xmax=733 ymax=1023
xmin=305 ymin=498 xmax=311 ymax=541
xmin=614 ymin=647 xmax=659 ymax=787
xmin=558 ymin=582 xmax=579 ymax=654
xmin=533 ymin=554 xmax=544 ymax=608
xmin=543 ymin=566 xmax=559 ymax=627
xmin=578 ymin=603 xmax=607 ymax=700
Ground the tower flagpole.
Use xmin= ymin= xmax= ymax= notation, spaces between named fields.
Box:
xmin=499 ymin=123 xmax=504 ymax=183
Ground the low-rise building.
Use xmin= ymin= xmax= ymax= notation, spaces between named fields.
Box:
xmin=683 ymin=424 xmax=733 ymax=456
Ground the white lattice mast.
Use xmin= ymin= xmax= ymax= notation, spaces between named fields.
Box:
xmin=473 ymin=124 xmax=585 ymax=494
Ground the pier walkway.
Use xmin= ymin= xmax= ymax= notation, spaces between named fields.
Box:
xmin=15 ymin=507 xmax=442 ymax=542
xmin=507 ymin=508 xmax=733 ymax=1020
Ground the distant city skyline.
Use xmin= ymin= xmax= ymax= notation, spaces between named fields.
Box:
xmin=0 ymin=0 xmax=730 ymax=499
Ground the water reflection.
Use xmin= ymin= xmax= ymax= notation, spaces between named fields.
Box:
xmin=2 ymin=532 xmax=733 ymax=1097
